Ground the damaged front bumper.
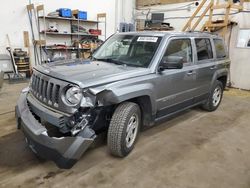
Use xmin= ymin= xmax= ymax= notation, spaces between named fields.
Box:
xmin=15 ymin=92 xmax=96 ymax=169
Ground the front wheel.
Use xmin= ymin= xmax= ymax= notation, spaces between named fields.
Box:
xmin=107 ymin=102 xmax=141 ymax=157
xmin=201 ymin=80 xmax=224 ymax=111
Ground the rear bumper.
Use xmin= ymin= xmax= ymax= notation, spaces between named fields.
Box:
xmin=15 ymin=91 xmax=95 ymax=169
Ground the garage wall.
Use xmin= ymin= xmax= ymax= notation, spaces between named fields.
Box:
xmin=0 ymin=0 xmax=125 ymax=64
xmin=135 ymin=1 xmax=250 ymax=90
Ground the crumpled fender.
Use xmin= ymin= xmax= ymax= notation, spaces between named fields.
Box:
xmin=86 ymin=82 xmax=157 ymax=115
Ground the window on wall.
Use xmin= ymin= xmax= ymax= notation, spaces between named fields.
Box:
xmin=214 ymin=39 xmax=227 ymax=59
xmin=237 ymin=29 xmax=250 ymax=48
xmin=195 ymin=38 xmax=213 ymax=61
xmin=164 ymin=39 xmax=193 ymax=64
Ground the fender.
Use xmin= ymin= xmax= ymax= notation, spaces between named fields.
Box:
xmin=89 ymin=82 xmax=157 ymax=115
xmin=211 ymin=67 xmax=228 ymax=89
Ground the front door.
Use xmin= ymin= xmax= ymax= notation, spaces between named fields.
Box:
xmin=155 ymin=38 xmax=197 ymax=118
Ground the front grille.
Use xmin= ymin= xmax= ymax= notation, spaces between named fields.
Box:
xmin=30 ymin=72 xmax=62 ymax=108
xmin=29 ymin=70 xmax=79 ymax=115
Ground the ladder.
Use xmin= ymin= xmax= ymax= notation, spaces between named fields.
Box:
xmin=182 ymin=0 xmax=244 ymax=38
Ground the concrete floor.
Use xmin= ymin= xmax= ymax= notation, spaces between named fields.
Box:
xmin=1 ymin=81 xmax=250 ymax=188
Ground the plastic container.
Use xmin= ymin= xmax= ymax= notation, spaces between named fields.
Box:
xmin=58 ymin=8 xmax=72 ymax=18
xmin=73 ymin=10 xmax=87 ymax=20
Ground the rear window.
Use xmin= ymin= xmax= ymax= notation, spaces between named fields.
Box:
xmin=195 ymin=38 xmax=213 ymax=61
xmin=214 ymin=39 xmax=227 ymax=59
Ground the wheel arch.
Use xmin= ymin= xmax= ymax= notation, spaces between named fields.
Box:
xmin=217 ymin=75 xmax=227 ymax=89
xmin=127 ymin=95 xmax=153 ymax=127
xmin=211 ymin=69 xmax=228 ymax=90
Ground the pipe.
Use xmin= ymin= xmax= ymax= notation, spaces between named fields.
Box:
xmin=115 ymin=0 xmax=119 ymax=32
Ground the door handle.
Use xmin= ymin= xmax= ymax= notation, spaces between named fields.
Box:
xmin=210 ymin=65 xmax=216 ymax=70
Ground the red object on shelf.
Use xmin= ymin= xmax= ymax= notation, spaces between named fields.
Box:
xmin=89 ymin=29 xmax=102 ymax=35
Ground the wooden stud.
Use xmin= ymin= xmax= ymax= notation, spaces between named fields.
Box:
xmin=23 ymin=31 xmax=30 ymax=48
xmin=191 ymin=2 xmax=213 ymax=31
xmin=97 ymin=13 xmax=106 ymax=18
xmin=221 ymin=2 xmax=231 ymax=38
xmin=207 ymin=0 xmax=215 ymax=32
xmin=22 ymin=31 xmax=32 ymax=74
xmin=182 ymin=0 xmax=207 ymax=31
xmin=212 ymin=4 xmax=230 ymax=9
xmin=207 ymin=23 xmax=228 ymax=27
xmin=26 ymin=4 xmax=34 ymax=11
xmin=36 ymin=5 xmax=44 ymax=11
xmin=34 ymin=40 xmax=46 ymax=46
xmin=231 ymin=4 xmax=243 ymax=9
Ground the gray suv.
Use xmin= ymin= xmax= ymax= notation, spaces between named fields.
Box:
xmin=16 ymin=31 xmax=230 ymax=169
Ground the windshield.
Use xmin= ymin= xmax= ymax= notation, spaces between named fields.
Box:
xmin=93 ymin=34 xmax=162 ymax=68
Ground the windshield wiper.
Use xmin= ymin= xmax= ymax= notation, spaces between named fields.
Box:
xmin=93 ymin=57 xmax=143 ymax=67
xmin=94 ymin=58 xmax=125 ymax=65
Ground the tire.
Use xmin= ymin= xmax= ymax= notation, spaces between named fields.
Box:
xmin=107 ymin=102 xmax=141 ymax=157
xmin=201 ymin=80 xmax=224 ymax=112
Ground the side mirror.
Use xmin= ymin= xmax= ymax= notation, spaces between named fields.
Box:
xmin=159 ymin=56 xmax=184 ymax=71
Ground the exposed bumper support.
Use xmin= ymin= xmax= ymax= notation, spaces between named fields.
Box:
xmin=15 ymin=92 xmax=96 ymax=169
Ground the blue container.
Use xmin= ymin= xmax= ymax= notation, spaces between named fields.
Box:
xmin=76 ymin=11 xmax=87 ymax=20
xmin=58 ymin=8 xmax=72 ymax=18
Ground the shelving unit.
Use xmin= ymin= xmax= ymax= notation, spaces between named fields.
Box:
xmin=36 ymin=5 xmax=106 ymax=61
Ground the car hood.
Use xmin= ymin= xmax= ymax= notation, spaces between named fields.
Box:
xmin=35 ymin=59 xmax=151 ymax=88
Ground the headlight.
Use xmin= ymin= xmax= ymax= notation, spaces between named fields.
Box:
xmin=65 ymin=86 xmax=83 ymax=105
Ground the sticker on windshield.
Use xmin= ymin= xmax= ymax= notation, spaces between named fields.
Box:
xmin=137 ymin=37 xmax=158 ymax=43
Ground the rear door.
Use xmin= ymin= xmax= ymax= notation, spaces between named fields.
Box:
xmin=192 ymin=37 xmax=216 ymax=102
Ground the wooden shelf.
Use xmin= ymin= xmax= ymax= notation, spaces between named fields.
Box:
xmin=16 ymin=65 xmax=30 ymax=68
xmin=18 ymin=69 xmax=30 ymax=72
xmin=43 ymin=46 xmax=91 ymax=51
xmin=16 ymin=62 xmax=30 ymax=65
xmin=14 ymin=56 xmax=29 ymax=59
xmin=39 ymin=16 xmax=98 ymax=24
xmin=40 ymin=31 xmax=98 ymax=37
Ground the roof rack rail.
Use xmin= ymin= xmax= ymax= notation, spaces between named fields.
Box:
xmin=186 ymin=30 xmax=218 ymax=35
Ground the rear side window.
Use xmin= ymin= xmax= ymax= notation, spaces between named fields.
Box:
xmin=195 ymin=38 xmax=213 ymax=61
xmin=164 ymin=39 xmax=193 ymax=64
xmin=214 ymin=39 xmax=227 ymax=59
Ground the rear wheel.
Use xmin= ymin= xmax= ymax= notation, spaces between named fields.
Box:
xmin=202 ymin=80 xmax=223 ymax=111
xmin=107 ymin=102 xmax=141 ymax=157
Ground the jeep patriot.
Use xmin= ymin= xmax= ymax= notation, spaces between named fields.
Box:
xmin=16 ymin=31 xmax=230 ymax=168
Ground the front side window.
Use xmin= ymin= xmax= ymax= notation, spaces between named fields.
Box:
xmin=195 ymin=38 xmax=213 ymax=61
xmin=93 ymin=35 xmax=162 ymax=67
xmin=214 ymin=39 xmax=227 ymax=59
xmin=163 ymin=39 xmax=193 ymax=64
